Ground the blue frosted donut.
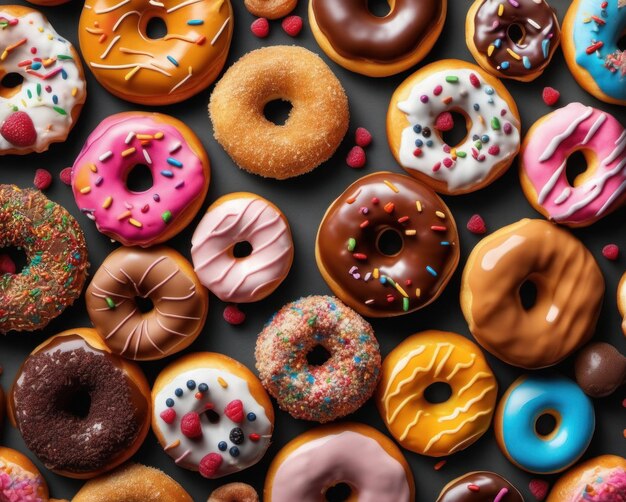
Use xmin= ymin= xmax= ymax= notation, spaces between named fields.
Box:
xmin=496 ymin=375 xmax=595 ymax=474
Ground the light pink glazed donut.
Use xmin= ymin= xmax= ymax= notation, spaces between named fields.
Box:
xmin=520 ymin=102 xmax=626 ymax=227
xmin=191 ymin=193 xmax=294 ymax=303
xmin=71 ymin=112 xmax=210 ymax=247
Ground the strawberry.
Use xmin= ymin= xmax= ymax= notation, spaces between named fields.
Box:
xmin=355 ymin=127 xmax=372 ymax=148
xmin=199 ymin=453 xmax=223 ymax=478
xmin=33 ymin=168 xmax=52 ymax=190
xmin=180 ymin=412 xmax=202 ymax=438
xmin=602 ymin=244 xmax=619 ymax=261
xmin=251 ymin=18 xmax=270 ymax=38
xmin=159 ymin=408 xmax=176 ymax=424
xmin=223 ymin=304 xmax=245 ymax=325
xmin=281 ymin=15 xmax=303 ymax=37
xmin=224 ymin=399 xmax=244 ymax=423
xmin=1 ymin=112 xmax=37 ymax=147
xmin=542 ymin=87 xmax=560 ymax=106
xmin=435 ymin=112 xmax=454 ymax=132
xmin=346 ymin=146 xmax=366 ymax=168
xmin=60 ymin=167 xmax=72 ymax=186
xmin=529 ymin=479 xmax=549 ymax=501
xmin=467 ymin=214 xmax=487 ymax=235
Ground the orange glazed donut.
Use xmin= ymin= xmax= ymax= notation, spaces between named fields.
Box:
xmin=244 ymin=0 xmax=296 ymax=19
xmin=78 ymin=0 xmax=233 ymax=105
xmin=0 ymin=447 xmax=50 ymax=501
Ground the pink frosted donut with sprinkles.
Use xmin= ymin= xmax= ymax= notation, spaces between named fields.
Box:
xmin=0 ymin=447 xmax=49 ymax=502
xmin=520 ymin=102 xmax=626 ymax=227
xmin=255 ymin=295 xmax=382 ymax=423
xmin=0 ymin=6 xmax=86 ymax=155
xmin=71 ymin=112 xmax=210 ymax=247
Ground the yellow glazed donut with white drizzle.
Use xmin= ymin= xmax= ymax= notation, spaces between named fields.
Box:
xmin=376 ymin=330 xmax=498 ymax=457
xmin=78 ymin=0 xmax=233 ymax=105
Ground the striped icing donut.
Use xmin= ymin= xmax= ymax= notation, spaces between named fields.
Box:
xmin=520 ymin=103 xmax=626 ymax=227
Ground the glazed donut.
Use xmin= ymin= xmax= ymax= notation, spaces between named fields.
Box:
xmin=563 ymin=0 xmax=626 ymax=106
xmin=495 ymin=374 xmax=595 ymax=474
xmin=308 ymin=0 xmax=446 ymax=77
xmin=72 ymin=112 xmax=210 ymax=247
xmin=152 ymin=352 xmax=274 ymax=478
xmin=387 ymin=59 xmax=521 ymax=195
xmin=244 ymin=0 xmax=295 ymax=19
xmin=461 ymin=218 xmax=604 ymax=369
xmin=86 ymin=246 xmax=208 ymax=361
xmin=191 ymin=193 xmax=294 ymax=303
xmin=520 ymin=103 xmax=626 ymax=227
xmin=575 ymin=342 xmax=626 ymax=398
xmin=620 ymin=272 xmax=626 ymax=336
xmin=9 ymin=328 xmax=151 ymax=479
xmin=377 ymin=330 xmax=497 ymax=457
xmin=78 ymin=0 xmax=233 ymax=105
xmin=316 ymin=172 xmax=460 ymax=317
xmin=255 ymin=295 xmax=381 ymax=423
xmin=73 ymin=463 xmax=193 ymax=502
xmin=0 ymin=447 xmax=49 ymax=501
xmin=466 ymin=0 xmax=561 ymax=82
xmin=546 ymin=455 xmax=626 ymax=502
xmin=265 ymin=423 xmax=414 ymax=501
xmin=0 ymin=6 xmax=86 ymax=155
xmin=208 ymin=483 xmax=259 ymax=502
xmin=26 ymin=0 xmax=69 ymax=6
xmin=0 ymin=185 xmax=89 ymax=334
xmin=209 ymin=46 xmax=349 ymax=180
xmin=436 ymin=472 xmax=523 ymax=502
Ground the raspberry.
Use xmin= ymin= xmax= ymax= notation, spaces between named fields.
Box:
xmin=180 ymin=412 xmax=202 ymax=438
xmin=467 ymin=214 xmax=487 ymax=234
xmin=602 ymin=244 xmax=619 ymax=261
xmin=0 ymin=254 xmax=16 ymax=275
xmin=250 ymin=18 xmax=269 ymax=38
xmin=160 ymin=408 xmax=176 ymax=424
xmin=224 ymin=399 xmax=244 ymax=423
xmin=1 ymin=112 xmax=37 ymax=147
xmin=542 ymin=87 xmax=560 ymax=106
xmin=60 ymin=167 xmax=72 ymax=186
xmin=199 ymin=453 xmax=223 ymax=478
xmin=355 ymin=127 xmax=372 ymax=148
xmin=223 ymin=304 xmax=245 ymax=325
xmin=435 ymin=111 xmax=454 ymax=132
xmin=529 ymin=479 xmax=549 ymax=501
xmin=281 ymin=15 xmax=303 ymax=37
xmin=346 ymin=146 xmax=366 ymax=168
xmin=33 ymin=168 xmax=52 ymax=190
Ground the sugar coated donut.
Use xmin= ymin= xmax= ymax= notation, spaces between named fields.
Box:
xmin=244 ymin=0 xmax=296 ymax=19
xmin=9 ymin=328 xmax=151 ymax=479
xmin=436 ymin=471 xmax=523 ymax=502
xmin=152 ymin=352 xmax=274 ymax=479
xmin=86 ymin=246 xmax=208 ymax=361
xmin=466 ymin=0 xmax=561 ymax=82
xmin=620 ymin=272 xmax=626 ymax=336
xmin=520 ymin=103 xmax=626 ymax=227
xmin=78 ymin=0 xmax=233 ymax=105
xmin=461 ymin=218 xmax=604 ymax=369
xmin=209 ymin=46 xmax=349 ymax=180
xmin=495 ymin=374 xmax=595 ymax=474
xmin=387 ymin=60 xmax=521 ymax=195
xmin=377 ymin=330 xmax=497 ymax=457
xmin=0 ymin=447 xmax=49 ymax=502
xmin=547 ymin=455 xmax=626 ymax=502
xmin=191 ymin=193 xmax=294 ymax=304
xmin=563 ymin=0 xmax=626 ymax=106
xmin=208 ymin=483 xmax=259 ymax=502
xmin=73 ymin=463 xmax=193 ymax=502
xmin=316 ymin=172 xmax=460 ymax=317
xmin=308 ymin=0 xmax=446 ymax=77
xmin=255 ymin=295 xmax=381 ymax=423
xmin=264 ymin=423 xmax=415 ymax=502
xmin=575 ymin=342 xmax=626 ymax=398
xmin=72 ymin=112 xmax=210 ymax=247
xmin=0 ymin=185 xmax=89 ymax=334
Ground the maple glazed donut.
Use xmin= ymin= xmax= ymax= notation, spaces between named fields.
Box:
xmin=377 ymin=330 xmax=498 ymax=457
xmin=0 ymin=447 xmax=50 ymax=501
xmin=79 ymin=0 xmax=233 ymax=105
xmin=316 ymin=172 xmax=460 ymax=317
xmin=9 ymin=329 xmax=151 ymax=479
xmin=461 ymin=219 xmax=604 ymax=369
xmin=436 ymin=472 xmax=523 ymax=502
xmin=0 ymin=6 xmax=86 ymax=155
xmin=619 ymin=272 xmax=626 ymax=336
xmin=86 ymin=246 xmax=208 ymax=361
xmin=72 ymin=112 xmax=210 ymax=247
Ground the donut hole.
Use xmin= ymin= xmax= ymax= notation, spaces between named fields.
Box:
xmin=565 ymin=150 xmax=590 ymax=187
xmin=233 ymin=241 xmax=253 ymax=258
xmin=424 ymin=382 xmax=453 ymax=404
xmin=57 ymin=384 xmax=92 ymax=419
xmin=507 ymin=23 xmax=527 ymax=47
xmin=134 ymin=296 xmax=154 ymax=314
xmin=535 ymin=412 xmax=558 ymax=437
xmin=618 ymin=32 xmax=626 ymax=51
xmin=376 ymin=228 xmax=403 ymax=257
xmin=125 ymin=164 xmax=154 ymax=193
xmin=436 ymin=111 xmax=468 ymax=149
xmin=263 ymin=99 xmax=293 ymax=126
xmin=0 ymin=72 xmax=24 ymax=98
xmin=325 ymin=482 xmax=353 ymax=502
xmin=306 ymin=344 xmax=332 ymax=366
xmin=367 ymin=0 xmax=391 ymax=17
xmin=0 ymin=246 xmax=27 ymax=274
xmin=145 ymin=16 xmax=168 ymax=40
xmin=518 ymin=279 xmax=538 ymax=310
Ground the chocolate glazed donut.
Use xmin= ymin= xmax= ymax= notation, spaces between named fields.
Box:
xmin=437 ymin=472 xmax=523 ymax=501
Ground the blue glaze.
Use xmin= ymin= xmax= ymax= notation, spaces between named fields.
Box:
xmin=500 ymin=375 xmax=594 ymax=474
xmin=572 ymin=0 xmax=626 ymax=101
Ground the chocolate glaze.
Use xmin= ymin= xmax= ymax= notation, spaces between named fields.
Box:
xmin=311 ymin=0 xmax=444 ymax=63
xmin=437 ymin=472 xmax=523 ymax=502
xmin=575 ymin=342 xmax=626 ymax=398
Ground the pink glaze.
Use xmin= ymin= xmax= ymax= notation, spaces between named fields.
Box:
xmin=71 ymin=113 xmax=208 ymax=246
xmin=521 ymin=103 xmax=626 ymax=226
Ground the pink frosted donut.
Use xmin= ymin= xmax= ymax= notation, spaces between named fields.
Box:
xmin=71 ymin=112 xmax=210 ymax=247
xmin=191 ymin=193 xmax=294 ymax=303
xmin=520 ymin=102 xmax=626 ymax=227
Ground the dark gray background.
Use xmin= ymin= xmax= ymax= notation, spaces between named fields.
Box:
xmin=0 ymin=0 xmax=625 ymax=500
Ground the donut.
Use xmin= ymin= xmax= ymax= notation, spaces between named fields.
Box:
xmin=9 ymin=328 xmax=151 ymax=479
xmin=620 ymin=272 xmax=626 ymax=336
xmin=496 ymin=374 xmax=595 ymax=474
xmin=0 ymin=6 xmax=86 ymax=155
xmin=466 ymin=0 xmax=561 ymax=82
xmin=377 ymin=330 xmax=497 ymax=457
xmin=520 ymin=103 xmax=626 ymax=227
xmin=0 ymin=447 xmax=49 ymax=501
xmin=78 ymin=0 xmax=233 ymax=105
xmin=71 ymin=112 xmax=210 ymax=247
xmin=86 ymin=246 xmax=208 ymax=361
xmin=387 ymin=59 xmax=521 ymax=195
xmin=563 ymin=0 xmax=626 ymax=106
xmin=575 ymin=342 xmax=626 ymax=398
xmin=191 ymin=193 xmax=294 ymax=304
xmin=255 ymin=295 xmax=381 ymax=423
xmin=265 ymin=422 xmax=414 ymax=501
xmin=316 ymin=172 xmax=460 ymax=317
xmin=209 ymin=46 xmax=349 ymax=180
xmin=208 ymin=483 xmax=259 ymax=502
xmin=546 ymin=455 xmax=626 ymax=501
xmin=26 ymin=0 xmax=69 ymax=6
xmin=461 ymin=218 xmax=604 ymax=369
xmin=73 ymin=463 xmax=193 ymax=502
xmin=152 ymin=352 xmax=274 ymax=479
xmin=244 ymin=0 xmax=295 ymax=19
xmin=436 ymin=472 xmax=523 ymax=502
xmin=0 ymin=185 xmax=89 ymax=334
